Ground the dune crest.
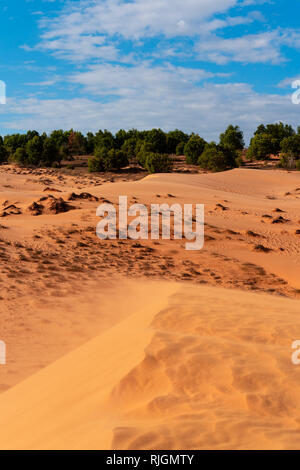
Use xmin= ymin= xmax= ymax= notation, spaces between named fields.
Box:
xmin=0 ymin=281 xmax=300 ymax=450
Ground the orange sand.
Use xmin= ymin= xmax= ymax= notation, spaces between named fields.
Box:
xmin=0 ymin=166 xmax=299 ymax=449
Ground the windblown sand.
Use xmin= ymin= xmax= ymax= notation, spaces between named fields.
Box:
xmin=0 ymin=165 xmax=299 ymax=449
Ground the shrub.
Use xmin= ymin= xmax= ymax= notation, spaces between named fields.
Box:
xmin=219 ymin=125 xmax=244 ymax=151
xmin=281 ymin=134 xmax=300 ymax=159
xmin=136 ymin=142 xmax=155 ymax=167
xmin=176 ymin=141 xmax=185 ymax=156
xmin=12 ymin=147 xmax=28 ymax=165
xmin=184 ymin=135 xmax=206 ymax=164
xmin=88 ymin=147 xmax=128 ymax=172
xmin=0 ymin=144 xmax=8 ymax=164
xmin=41 ymin=138 xmax=62 ymax=166
xmin=145 ymin=129 xmax=167 ymax=154
xmin=26 ymin=136 xmax=44 ymax=166
xmin=198 ymin=143 xmax=228 ymax=172
xmin=145 ymin=153 xmax=173 ymax=174
xmin=247 ymin=133 xmax=276 ymax=161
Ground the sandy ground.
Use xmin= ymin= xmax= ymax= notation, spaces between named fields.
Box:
xmin=0 ymin=164 xmax=299 ymax=449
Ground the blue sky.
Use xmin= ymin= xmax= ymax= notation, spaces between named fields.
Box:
xmin=0 ymin=0 xmax=300 ymax=142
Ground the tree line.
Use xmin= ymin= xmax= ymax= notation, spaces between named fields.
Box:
xmin=0 ymin=123 xmax=299 ymax=173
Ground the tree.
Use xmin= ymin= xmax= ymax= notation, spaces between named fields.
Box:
xmin=121 ymin=138 xmax=138 ymax=162
xmin=219 ymin=125 xmax=244 ymax=151
xmin=0 ymin=143 xmax=8 ymax=163
xmin=281 ymin=135 xmax=300 ymax=159
xmin=88 ymin=147 xmax=128 ymax=172
xmin=41 ymin=138 xmax=61 ymax=166
xmin=176 ymin=141 xmax=185 ymax=156
xmin=145 ymin=153 xmax=173 ymax=174
xmin=184 ymin=135 xmax=206 ymax=164
xmin=198 ymin=143 xmax=228 ymax=172
xmin=136 ymin=141 xmax=155 ymax=167
xmin=26 ymin=136 xmax=44 ymax=166
xmin=166 ymin=130 xmax=189 ymax=154
xmin=254 ymin=122 xmax=295 ymax=154
xmin=247 ymin=133 xmax=276 ymax=161
xmin=145 ymin=129 xmax=167 ymax=154
xmin=12 ymin=147 xmax=28 ymax=165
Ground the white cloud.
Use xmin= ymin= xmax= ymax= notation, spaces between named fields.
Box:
xmin=40 ymin=0 xmax=239 ymax=40
xmin=196 ymin=30 xmax=300 ymax=64
xmin=3 ymin=68 xmax=298 ymax=144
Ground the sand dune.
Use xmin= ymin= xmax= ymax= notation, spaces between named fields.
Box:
xmin=0 ymin=165 xmax=300 ymax=449
xmin=0 ymin=281 xmax=300 ymax=450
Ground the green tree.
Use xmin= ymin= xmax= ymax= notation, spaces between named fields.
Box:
xmin=247 ymin=133 xmax=276 ymax=161
xmin=184 ymin=135 xmax=206 ymax=164
xmin=41 ymin=138 xmax=61 ymax=166
xmin=12 ymin=147 xmax=28 ymax=165
xmin=219 ymin=125 xmax=244 ymax=151
xmin=176 ymin=141 xmax=185 ymax=156
xmin=198 ymin=143 xmax=228 ymax=172
xmin=26 ymin=136 xmax=44 ymax=166
xmin=281 ymin=134 xmax=300 ymax=159
xmin=145 ymin=129 xmax=167 ymax=154
xmin=145 ymin=153 xmax=173 ymax=174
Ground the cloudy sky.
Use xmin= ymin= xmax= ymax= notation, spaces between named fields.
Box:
xmin=0 ymin=0 xmax=300 ymax=142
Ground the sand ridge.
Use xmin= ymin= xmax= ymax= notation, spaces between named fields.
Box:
xmin=0 ymin=165 xmax=300 ymax=449
xmin=0 ymin=281 xmax=300 ymax=449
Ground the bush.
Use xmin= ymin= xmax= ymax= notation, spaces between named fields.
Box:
xmin=136 ymin=141 xmax=155 ymax=167
xmin=26 ymin=136 xmax=44 ymax=166
xmin=198 ymin=144 xmax=228 ymax=172
xmin=281 ymin=135 xmax=300 ymax=159
xmin=247 ymin=133 xmax=276 ymax=161
xmin=0 ymin=144 xmax=8 ymax=164
xmin=145 ymin=153 xmax=173 ymax=173
xmin=219 ymin=125 xmax=244 ymax=151
xmin=88 ymin=147 xmax=128 ymax=172
xmin=12 ymin=147 xmax=28 ymax=165
xmin=184 ymin=135 xmax=206 ymax=164
xmin=176 ymin=141 xmax=185 ymax=156
xmin=41 ymin=138 xmax=62 ymax=166
xmin=279 ymin=155 xmax=298 ymax=169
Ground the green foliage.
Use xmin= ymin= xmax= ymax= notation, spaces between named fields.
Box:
xmin=219 ymin=125 xmax=244 ymax=151
xmin=0 ymin=137 xmax=8 ymax=163
xmin=166 ymin=130 xmax=189 ymax=154
xmin=145 ymin=128 xmax=167 ymax=154
xmin=41 ymin=138 xmax=62 ymax=166
xmin=176 ymin=141 xmax=185 ymax=156
xmin=136 ymin=141 xmax=155 ymax=167
xmin=121 ymin=138 xmax=138 ymax=162
xmin=198 ymin=143 xmax=228 ymax=172
xmin=281 ymin=134 xmax=300 ymax=159
xmin=26 ymin=136 xmax=44 ymax=166
xmin=254 ymin=122 xmax=295 ymax=154
xmin=88 ymin=147 xmax=128 ymax=172
xmin=12 ymin=147 xmax=28 ymax=165
xmin=145 ymin=153 xmax=173 ymax=174
xmin=184 ymin=135 xmax=207 ymax=164
xmin=247 ymin=133 xmax=276 ymax=161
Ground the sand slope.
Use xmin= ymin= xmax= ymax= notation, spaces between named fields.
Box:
xmin=0 ymin=281 xmax=300 ymax=450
